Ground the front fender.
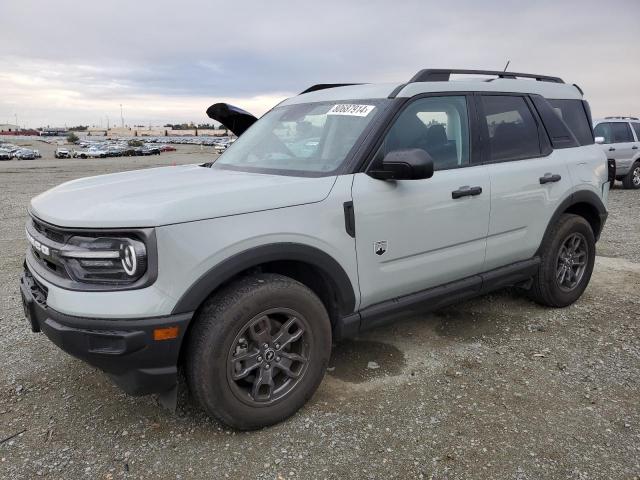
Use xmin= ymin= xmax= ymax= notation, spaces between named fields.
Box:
xmin=170 ymin=242 xmax=356 ymax=315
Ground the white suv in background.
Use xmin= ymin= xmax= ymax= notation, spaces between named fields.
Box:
xmin=593 ymin=117 xmax=640 ymax=189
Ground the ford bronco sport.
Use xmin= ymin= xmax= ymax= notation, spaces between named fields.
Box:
xmin=20 ymin=69 xmax=609 ymax=429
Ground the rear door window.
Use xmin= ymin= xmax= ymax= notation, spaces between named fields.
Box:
xmin=548 ymin=99 xmax=594 ymax=145
xmin=479 ymin=95 xmax=541 ymax=162
xmin=611 ymin=122 xmax=634 ymax=143
xmin=631 ymin=122 xmax=640 ymax=141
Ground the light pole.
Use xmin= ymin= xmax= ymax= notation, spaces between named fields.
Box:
xmin=120 ymin=104 xmax=124 ymax=128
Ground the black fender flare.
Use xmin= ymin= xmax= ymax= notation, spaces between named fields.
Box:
xmin=535 ymin=190 xmax=608 ymax=257
xmin=171 ymin=243 xmax=356 ymax=316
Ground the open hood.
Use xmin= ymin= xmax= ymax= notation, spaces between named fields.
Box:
xmin=206 ymin=103 xmax=258 ymax=137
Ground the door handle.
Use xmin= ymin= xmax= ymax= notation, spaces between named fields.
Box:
xmin=539 ymin=173 xmax=562 ymax=184
xmin=633 ymin=146 xmax=639 ymax=150
xmin=452 ymin=186 xmax=482 ymax=199
xmin=609 ymin=147 xmax=616 ymax=151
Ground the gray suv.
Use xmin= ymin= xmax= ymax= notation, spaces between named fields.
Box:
xmin=593 ymin=117 xmax=640 ymax=189
xmin=20 ymin=69 xmax=609 ymax=429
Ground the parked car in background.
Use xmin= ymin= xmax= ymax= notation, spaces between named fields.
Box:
xmin=142 ymin=145 xmax=161 ymax=155
xmin=14 ymin=148 xmax=37 ymax=160
xmin=54 ymin=148 xmax=71 ymax=159
xmin=120 ymin=146 xmax=137 ymax=157
xmin=593 ymin=117 xmax=640 ymax=189
xmin=0 ymin=149 xmax=12 ymax=160
xmin=214 ymin=143 xmax=227 ymax=153
xmin=159 ymin=145 xmax=176 ymax=152
xmin=1 ymin=143 xmax=21 ymax=156
xmin=73 ymin=147 xmax=107 ymax=159
xmin=104 ymin=145 xmax=124 ymax=157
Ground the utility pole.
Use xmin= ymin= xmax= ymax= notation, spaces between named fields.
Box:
xmin=120 ymin=104 xmax=124 ymax=128
xmin=106 ymin=116 xmax=110 ymax=131
xmin=14 ymin=113 xmax=18 ymax=130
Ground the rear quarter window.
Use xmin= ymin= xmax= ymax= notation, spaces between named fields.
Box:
xmin=548 ymin=99 xmax=594 ymax=146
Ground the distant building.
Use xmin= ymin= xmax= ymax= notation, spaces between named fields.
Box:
xmin=0 ymin=124 xmax=19 ymax=132
xmin=40 ymin=127 xmax=68 ymax=136
xmin=84 ymin=126 xmax=231 ymax=137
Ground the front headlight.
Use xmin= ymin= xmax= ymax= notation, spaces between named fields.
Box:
xmin=60 ymin=235 xmax=148 ymax=285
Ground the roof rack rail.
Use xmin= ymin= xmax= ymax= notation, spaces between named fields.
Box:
xmin=409 ymin=69 xmax=564 ymax=84
xmin=604 ymin=116 xmax=639 ymax=120
xmin=299 ymin=83 xmax=362 ymax=95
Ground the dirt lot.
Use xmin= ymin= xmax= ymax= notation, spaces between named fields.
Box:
xmin=0 ymin=145 xmax=638 ymax=479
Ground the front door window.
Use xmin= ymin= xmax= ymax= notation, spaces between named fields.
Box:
xmin=373 ymin=96 xmax=470 ymax=171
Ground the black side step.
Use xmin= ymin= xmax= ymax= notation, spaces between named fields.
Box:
xmin=333 ymin=257 xmax=540 ymax=340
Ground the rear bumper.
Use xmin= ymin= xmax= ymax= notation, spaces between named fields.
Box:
xmin=20 ymin=266 xmax=193 ymax=396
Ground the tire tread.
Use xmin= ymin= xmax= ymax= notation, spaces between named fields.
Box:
xmin=184 ymin=273 xmax=331 ymax=429
xmin=622 ymin=161 xmax=640 ymax=189
xmin=529 ymin=213 xmax=595 ymax=307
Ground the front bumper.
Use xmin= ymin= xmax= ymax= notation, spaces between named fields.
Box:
xmin=20 ymin=265 xmax=192 ymax=396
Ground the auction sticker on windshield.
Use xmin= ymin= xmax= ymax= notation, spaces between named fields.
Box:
xmin=327 ymin=104 xmax=376 ymax=117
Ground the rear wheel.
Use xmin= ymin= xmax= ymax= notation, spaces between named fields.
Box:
xmin=622 ymin=161 xmax=640 ymax=189
xmin=185 ymin=273 xmax=331 ymax=430
xmin=529 ymin=214 xmax=595 ymax=307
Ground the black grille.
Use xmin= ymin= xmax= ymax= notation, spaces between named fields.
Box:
xmin=28 ymin=216 xmax=72 ymax=281
xmin=24 ymin=267 xmax=48 ymax=306
xmin=32 ymin=249 xmax=64 ymax=275
xmin=32 ymin=218 xmax=65 ymax=243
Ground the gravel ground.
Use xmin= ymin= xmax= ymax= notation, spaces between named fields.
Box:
xmin=0 ymin=144 xmax=638 ymax=479
xmin=599 ymin=182 xmax=640 ymax=263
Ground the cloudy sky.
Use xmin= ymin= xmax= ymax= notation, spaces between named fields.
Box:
xmin=0 ymin=0 xmax=638 ymax=128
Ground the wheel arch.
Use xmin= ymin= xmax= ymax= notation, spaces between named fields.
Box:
xmin=171 ymin=243 xmax=357 ymax=321
xmin=536 ymin=190 xmax=607 ymax=257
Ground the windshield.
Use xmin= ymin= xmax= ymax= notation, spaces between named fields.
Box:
xmin=211 ymin=99 xmax=388 ymax=176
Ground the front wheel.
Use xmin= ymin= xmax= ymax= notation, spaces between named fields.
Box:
xmin=529 ymin=214 xmax=596 ymax=307
xmin=622 ymin=161 xmax=640 ymax=189
xmin=185 ymin=273 xmax=331 ymax=430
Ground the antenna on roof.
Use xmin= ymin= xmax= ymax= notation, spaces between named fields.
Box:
xmin=503 ymin=60 xmax=510 ymax=72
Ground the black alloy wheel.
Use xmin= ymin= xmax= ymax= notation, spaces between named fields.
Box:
xmin=227 ymin=308 xmax=311 ymax=406
xmin=555 ymin=232 xmax=588 ymax=292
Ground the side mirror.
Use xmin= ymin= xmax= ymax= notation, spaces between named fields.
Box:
xmin=594 ymin=136 xmax=605 ymax=144
xmin=369 ymin=148 xmax=435 ymax=181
